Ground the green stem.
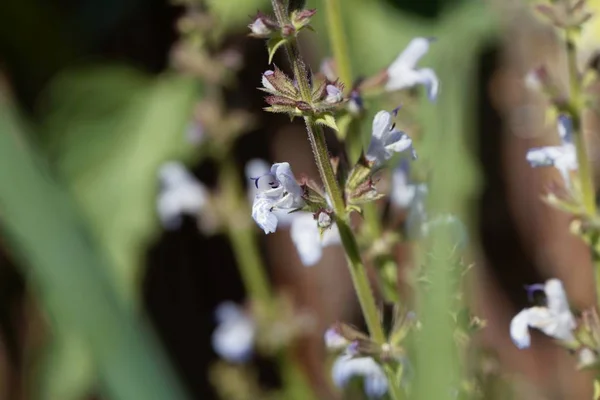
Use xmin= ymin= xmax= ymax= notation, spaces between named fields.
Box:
xmin=324 ymin=0 xmax=352 ymax=89
xmin=565 ymin=29 xmax=596 ymax=216
xmin=565 ymin=27 xmax=600 ymax=308
xmin=269 ymin=0 xmax=385 ymax=340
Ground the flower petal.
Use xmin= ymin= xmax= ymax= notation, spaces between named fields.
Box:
xmin=157 ymin=162 xmax=207 ymax=229
xmin=212 ymin=302 xmax=255 ymax=363
xmin=371 ymin=110 xmax=393 ymax=141
xmin=526 ymin=146 xmax=567 ymax=167
xmin=510 ymin=308 xmax=534 ymax=349
xmin=388 ymin=37 xmax=432 ymax=73
xmin=252 ymin=196 xmax=278 ymax=234
xmin=290 ymin=213 xmax=323 ymax=266
xmin=324 ymin=327 xmax=349 ymax=350
xmin=414 ymin=68 xmax=439 ymax=102
xmin=332 ymin=355 xmax=388 ymax=398
xmin=271 ymin=162 xmax=304 ymax=204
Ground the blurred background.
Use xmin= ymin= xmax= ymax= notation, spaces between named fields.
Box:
xmin=1 ymin=0 xmax=599 ymax=398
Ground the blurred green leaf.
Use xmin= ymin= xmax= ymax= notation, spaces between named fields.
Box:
xmin=206 ymin=0 xmax=269 ymax=31
xmin=34 ymin=331 xmax=95 ymax=400
xmin=41 ymin=65 xmax=200 ymax=303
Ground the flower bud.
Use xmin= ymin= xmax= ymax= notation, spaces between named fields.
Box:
xmin=248 ymin=13 xmax=278 ymax=38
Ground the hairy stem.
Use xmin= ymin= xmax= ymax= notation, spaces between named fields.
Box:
xmin=269 ymin=0 xmax=386 ymax=341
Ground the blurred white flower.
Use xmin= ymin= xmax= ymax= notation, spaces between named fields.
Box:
xmin=510 ymin=278 xmax=576 ymax=349
xmin=366 ymin=110 xmax=416 ymax=166
xmin=391 ymin=159 xmax=425 ymax=208
xmin=251 ymin=162 xmax=305 ymax=234
xmin=249 ymin=18 xmax=270 ymax=37
xmin=332 ymin=353 xmax=388 ymax=398
xmin=324 ymin=327 xmax=350 ymax=350
xmin=290 ymin=212 xmax=340 ymax=266
xmin=325 ymin=84 xmax=343 ymax=104
xmin=385 ymin=37 xmax=439 ymax=102
xmin=526 ymin=115 xmax=577 ymax=186
xmin=212 ymin=302 xmax=255 ymax=363
xmin=157 ymin=161 xmax=207 ymax=229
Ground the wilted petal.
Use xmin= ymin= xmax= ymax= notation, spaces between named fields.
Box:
xmin=332 ymin=355 xmax=388 ymax=398
xmin=157 ymin=162 xmax=207 ymax=229
xmin=212 ymin=302 xmax=255 ymax=363
xmin=252 ymin=196 xmax=278 ymax=234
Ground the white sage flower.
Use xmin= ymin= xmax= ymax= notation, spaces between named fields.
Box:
xmin=324 ymin=327 xmax=350 ymax=350
xmin=526 ymin=115 xmax=577 ymax=187
xmin=157 ymin=161 xmax=207 ymax=229
xmin=332 ymin=353 xmax=388 ymax=398
xmin=391 ymin=159 xmax=426 ymax=208
xmin=251 ymin=162 xmax=305 ymax=234
xmin=325 ymin=84 xmax=343 ymax=104
xmin=290 ymin=212 xmax=341 ymax=266
xmin=509 ymin=278 xmax=576 ymax=349
xmin=366 ymin=110 xmax=416 ymax=166
xmin=385 ymin=37 xmax=439 ymax=101
xmin=212 ymin=302 xmax=255 ymax=363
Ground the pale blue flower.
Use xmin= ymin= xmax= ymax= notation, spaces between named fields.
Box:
xmin=391 ymin=159 xmax=426 ymax=209
xmin=324 ymin=327 xmax=349 ymax=350
xmin=212 ymin=302 xmax=255 ymax=363
xmin=332 ymin=353 xmax=388 ymax=398
xmin=385 ymin=37 xmax=439 ymax=102
xmin=246 ymin=159 xmax=297 ymax=228
xmin=325 ymin=84 xmax=343 ymax=104
xmin=366 ymin=110 xmax=416 ymax=166
xmin=510 ymin=279 xmax=575 ymax=349
xmin=290 ymin=212 xmax=340 ymax=266
xmin=526 ymin=115 xmax=576 ymax=187
xmin=157 ymin=161 xmax=207 ymax=229
xmin=251 ymin=162 xmax=305 ymax=234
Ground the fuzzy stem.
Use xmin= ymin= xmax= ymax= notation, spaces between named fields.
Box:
xmin=269 ymin=0 xmax=385 ymax=340
xmin=324 ymin=0 xmax=353 ymax=89
xmin=322 ymin=0 xmax=400 ymax=305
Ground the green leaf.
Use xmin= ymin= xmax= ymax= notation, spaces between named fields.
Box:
xmin=314 ymin=113 xmax=339 ymax=131
xmin=41 ymin=65 xmax=199 ymax=304
xmin=267 ymin=36 xmax=288 ymax=64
